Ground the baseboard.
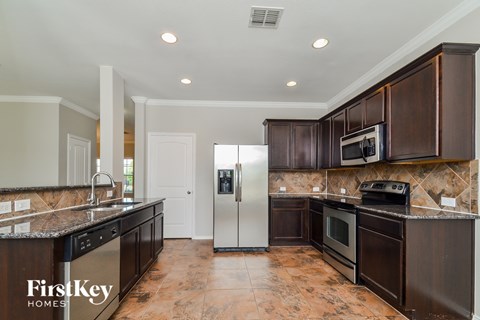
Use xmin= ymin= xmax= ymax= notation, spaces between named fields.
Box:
xmin=192 ymin=235 xmax=213 ymax=240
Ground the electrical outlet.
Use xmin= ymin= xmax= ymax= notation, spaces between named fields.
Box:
xmin=340 ymin=188 xmax=346 ymax=194
xmin=0 ymin=226 xmax=11 ymax=234
xmin=0 ymin=201 xmax=12 ymax=214
xmin=107 ymin=190 xmax=113 ymax=197
xmin=279 ymin=187 xmax=286 ymax=192
xmin=312 ymin=187 xmax=320 ymax=192
xmin=15 ymin=199 xmax=30 ymax=212
xmin=441 ymin=196 xmax=456 ymax=207
xmin=14 ymin=222 xmax=30 ymax=233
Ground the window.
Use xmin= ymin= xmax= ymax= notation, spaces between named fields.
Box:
xmin=123 ymin=159 xmax=134 ymax=194
xmin=95 ymin=159 xmax=134 ymax=195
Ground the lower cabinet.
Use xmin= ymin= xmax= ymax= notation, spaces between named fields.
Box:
xmin=119 ymin=203 xmax=164 ymax=299
xmin=269 ymin=198 xmax=309 ymax=245
xmin=309 ymin=198 xmax=323 ymax=252
xmin=358 ymin=210 xmax=474 ymax=320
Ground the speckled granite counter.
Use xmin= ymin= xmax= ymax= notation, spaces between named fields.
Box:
xmin=0 ymin=198 xmax=165 ymax=239
xmin=269 ymin=193 xmax=479 ymax=220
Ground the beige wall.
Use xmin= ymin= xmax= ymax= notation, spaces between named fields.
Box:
xmin=0 ymin=102 xmax=59 ymax=187
xmin=145 ymin=105 xmax=327 ymax=237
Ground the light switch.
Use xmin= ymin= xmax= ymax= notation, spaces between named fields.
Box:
xmin=0 ymin=201 xmax=12 ymax=214
xmin=279 ymin=187 xmax=286 ymax=192
xmin=340 ymin=188 xmax=346 ymax=194
xmin=14 ymin=222 xmax=30 ymax=233
xmin=15 ymin=199 xmax=30 ymax=212
xmin=0 ymin=226 xmax=11 ymax=234
xmin=312 ymin=187 xmax=320 ymax=192
xmin=107 ymin=190 xmax=113 ymax=197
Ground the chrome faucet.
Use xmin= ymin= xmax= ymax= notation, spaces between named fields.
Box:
xmin=87 ymin=172 xmax=116 ymax=206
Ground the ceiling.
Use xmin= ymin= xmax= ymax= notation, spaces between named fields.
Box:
xmin=0 ymin=0 xmax=474 ymax=121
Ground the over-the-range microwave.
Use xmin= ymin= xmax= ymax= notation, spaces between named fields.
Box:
xmin=340 ymin=123 xmax=386 ymax=166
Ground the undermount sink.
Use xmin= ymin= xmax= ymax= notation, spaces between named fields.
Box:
xmin=103 ymin=201 xmax=142 ymax=208
xmin=72 ymin=201 xmax=141 ymax=211
xmin=86 ymin=207 xmax=119 ymax=212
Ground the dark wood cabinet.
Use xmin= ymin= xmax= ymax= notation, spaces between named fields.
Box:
xmin=387 ymin=43 xmax=478 ymax=162
xmin=346 ymin=101 xmax=363 ymax=134
xmin=309 ymin=198 xmax=323 ymax=252
xmin=139 ymin=219 xmax=155 ymax=275
xmin=318 ymin=118 xmax=331 ymax=169
xmin=358 ymin=210 xmax=474 ymax=320
xmin=120 ymin=203 xmax=163 ymax=299
xmin=331 ymin=111 xmax=345 ymax=168
xmin=269 ymin=198 xmax=309 ymax=245
xmin=266 ymin=121 xmax=291 ymax=169
xmin=120 ymin=227 xmax=140 ymax=299
xmin=264 ymin=120 xmax=318 ymax=170
xmin=364 ymin=88 xmax=386 ymax=127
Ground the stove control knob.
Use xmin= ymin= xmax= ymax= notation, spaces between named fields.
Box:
xmin=398 ymin=185 xmax=403 ymax=191
xmin=392 ymin=184 xmax=397 ymax=190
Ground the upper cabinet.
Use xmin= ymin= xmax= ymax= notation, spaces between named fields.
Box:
xmin=264 ymin=120 xmax=318 ymax=170
xmin=331 ymin=111 xmax=345 ymax=168
xmin=346 ymin=88 xmax=386 ymax=134
xmin=387 ymin=44 xmax=478 ymax=161
xmin=318 ymin=118 xmax=331 ymax=169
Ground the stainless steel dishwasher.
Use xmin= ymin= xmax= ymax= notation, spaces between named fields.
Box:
xmin=62 ymin=219 xmax=120 ymax=320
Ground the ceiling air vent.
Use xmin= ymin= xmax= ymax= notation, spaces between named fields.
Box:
xmin=249 ymin=7 xmax=284 ymax=29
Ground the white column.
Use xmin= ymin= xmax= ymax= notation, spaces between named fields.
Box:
xmin=99 ymin=66 xmax=124 ymax=185
xmin=132 ymin=96 xmax=147 ymax=197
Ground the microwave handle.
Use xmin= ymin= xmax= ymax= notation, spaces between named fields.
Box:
xmin=360 ymin=136 xmax=368 ymax=162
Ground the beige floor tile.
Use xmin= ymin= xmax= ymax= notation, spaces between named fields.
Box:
xmin=286 ymin=267 xmax=341 ymax=287
xmin=275 ymin=253 xmax=317 ymax=268
xmin=110 ymin=292 xmax=151 ymax=319
xmin=254 ymin=286 xmax=312 ymax=319
xmin=207 ymin=269 xmax=252 ymax=289
xmin=131 ymin=271 xmax=167 ymax=294
xmin=211 ymin=255 xmax=247 ymax=269
xmin=141 ymin=289 xmax=205 ymax=320
xmin=248 ymin=267 xmax=296 ymax=289
xmin=202 ymin=289 xmax=260 ymax=320
xmin=347 ymin=286 xmax=402 ymax=317
xmin=244 ymin=253 xmax=283 ymax=269
xmin=160 ymin=269 xmax=209 ymax=291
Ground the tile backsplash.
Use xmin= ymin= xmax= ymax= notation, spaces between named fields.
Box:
xmin=269 ymin=160 xmax=479 ymax=214
xmin=0 ymin=183 xmax=122 ymax=220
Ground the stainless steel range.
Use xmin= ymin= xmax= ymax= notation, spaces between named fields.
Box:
xmin=323 ymin=181 xmax=410 ymax=283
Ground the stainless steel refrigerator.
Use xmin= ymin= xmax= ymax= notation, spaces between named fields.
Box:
xmin=213 ymin=144 xmax=268 ymax=250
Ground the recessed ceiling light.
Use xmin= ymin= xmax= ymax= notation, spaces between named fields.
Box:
xmin=312 ymin=38 xmax=329 ymax=49
xmin=161 ymin=32 xmax=177 ymax=44
xmin=181 ymin=78 xmax=192 ymax=85
xmin=286 ymin=81 xmax=297 ymax=87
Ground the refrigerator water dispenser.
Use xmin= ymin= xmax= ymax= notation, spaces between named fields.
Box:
xmin=218 ymin=169 xmax=234 ymax=194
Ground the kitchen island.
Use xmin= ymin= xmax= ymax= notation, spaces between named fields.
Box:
xmin=0 ymin=197 xmax=164 ymax=320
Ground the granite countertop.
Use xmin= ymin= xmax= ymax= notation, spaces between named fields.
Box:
xmin=269 ymin=193 xmax=479 ymax=220
xmin=0 ymin=198 xmax=165 ymax=239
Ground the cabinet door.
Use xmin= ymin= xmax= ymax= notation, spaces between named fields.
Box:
xmin=268 ymin=122 xmax=292 ymax=169
xmin=364 ymin=88 xmax=386 ymax=127
xmin=318 ymin=119 xmax=331 ymax=169
xmin=292 ymin=122 xmax=317 ymax=169
xmin=154 ymin=214 xmax=164 ymax=256
xmin=270 ymin=199 xmax=308 ymax=245
xmin=331 ymin=111 xmax=345 ymax=167
xmin=359 ymin=226 xmax=403 ymax=305
xmin=387 ymin=58 xmax=439 ymax=160
xmin=120 ymin=227 xmax=140 ymax=299
xmin=346 ymin=101 xmax=363 ymax=134
xmin=139 ymin=219 xmax=155 ymax=274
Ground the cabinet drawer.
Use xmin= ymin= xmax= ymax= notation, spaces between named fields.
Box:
xmin=309 ymin=199 xmax=323 ymax=212
xmin=154 ymin=202 xmax=164 ymax=216
xmin=121 ymin=207 xmax=154 ymax=234
xmin=358 ymin=211 xmax=403 ymax=240
xmin=271 ymin=198 xmax=306 ymax=209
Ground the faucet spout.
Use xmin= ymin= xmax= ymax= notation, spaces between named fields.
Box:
xmin=87 ymin=172 xmax=116 ymax=205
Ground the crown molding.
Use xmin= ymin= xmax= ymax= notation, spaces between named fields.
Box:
xmin=0 ymin=95 xmax=99 ymax=120
xmin=326 ymin=0 xmax=480 ymax=110
xmin=145 ymin=99 xmax=327 ymax=109
xmin=59 ymin=99 xmax=99 ymax=120
xmin=131 ymin=96 xmax=148 ymax=104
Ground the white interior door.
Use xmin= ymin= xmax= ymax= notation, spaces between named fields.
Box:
xmin=147 ymin=133 xmax=194 ymax=238
xmin=67 ymin=134 xmax=91 ymax=185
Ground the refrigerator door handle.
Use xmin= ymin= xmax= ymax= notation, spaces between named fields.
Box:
xmin=234 ymin=163 xmax=239 ymax=202
xmin=238 ymin=163 xmax=242 ymax=202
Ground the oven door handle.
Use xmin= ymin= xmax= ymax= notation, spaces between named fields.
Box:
xmin=323 ymin=203 xmax=356 ymax=213
xmin=360 ymin=136 xmax=368 ymax=162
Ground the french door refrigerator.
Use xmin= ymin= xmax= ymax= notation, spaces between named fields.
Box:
xmin=213 ymin=144 xmax=268 ymax=251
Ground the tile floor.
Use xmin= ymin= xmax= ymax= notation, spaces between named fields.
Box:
xmin=110 ymin=239 xmax=407 ymax=320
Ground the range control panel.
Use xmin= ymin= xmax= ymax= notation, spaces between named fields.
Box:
xmin=360 ymin=180 xmax=410 ymax=195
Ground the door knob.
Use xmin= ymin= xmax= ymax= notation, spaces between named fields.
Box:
xmin=187 ymin=191 xmax=191 ymax=194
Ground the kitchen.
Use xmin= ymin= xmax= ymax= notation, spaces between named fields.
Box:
xmin=1 ymin=0 xmax=480 ymax=319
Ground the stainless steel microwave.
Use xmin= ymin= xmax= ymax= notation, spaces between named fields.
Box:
xmin=340 ymin=124 xmax=386 ymax=166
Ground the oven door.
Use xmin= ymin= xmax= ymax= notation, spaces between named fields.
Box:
xmin=323 ymin=206 xmax=356 ymax=263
